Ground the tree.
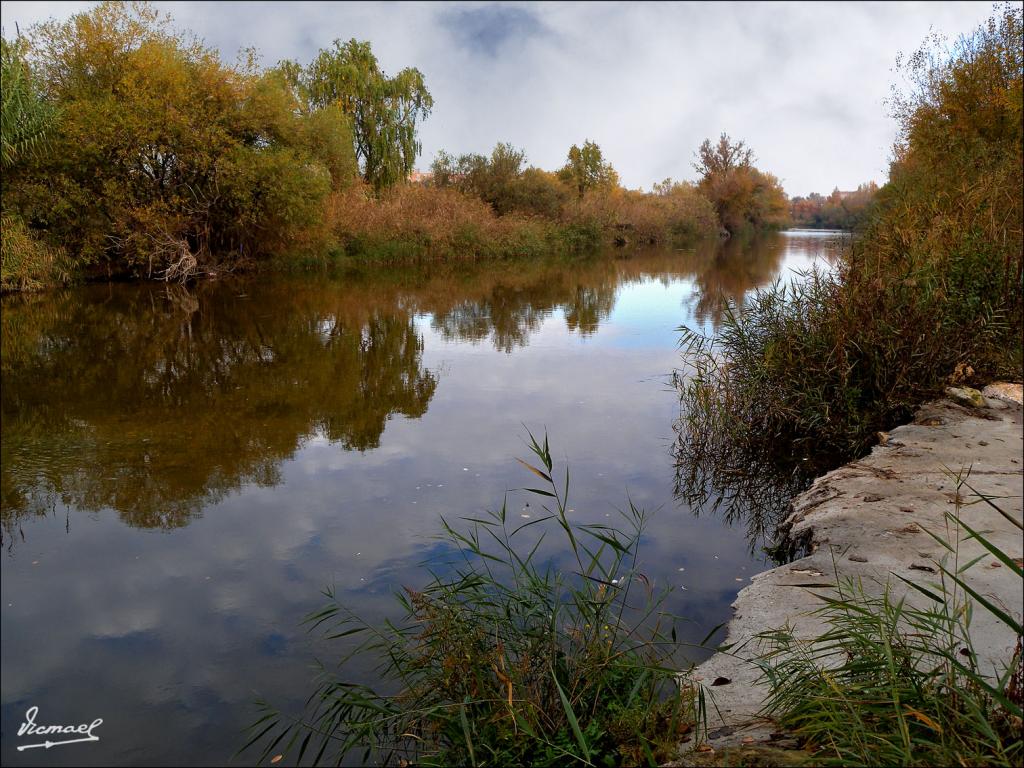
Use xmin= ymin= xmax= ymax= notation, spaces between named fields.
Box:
xmin=486 ymin=142 xmax=526 ymax=186
xmin=694 ymin=133 xmax=787 ymax=233
xmin=301 ymin=39 xmax=433 ymax=191
xmin=744 ymin=168 xmax=789 ymax=230
xmin=693 ymin=133 xmax=753 ymax=180
xmin=7 ymin=1 xmax=349 ymax=276
xmin=430 ymin=142 xmax=541 ymax=215
xmin=504 ymin=167 xmax=569 ymax=218
xmin=790 ymin=183 xmax=878 ymax=230
xmin=558 ymin=140 xmax=619 ymax=198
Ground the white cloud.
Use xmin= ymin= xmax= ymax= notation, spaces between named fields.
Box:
xmin=0 ymin=0 xmax=995 ymax=195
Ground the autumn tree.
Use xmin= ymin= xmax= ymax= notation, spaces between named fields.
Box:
xmin=558 ymin=140 xmax=619 ymax=198
xmin=430 ymin=142 xmax=569 ymax=217
xmin=296 ymin=39 xmax=433 ymax=191
xmin=693 ymin=134 xmax=753 ymax=180
xmin=693 ymin=133 xmax=788 ymax=233
xmin=2 ymin=1 xmax=354 ymax=279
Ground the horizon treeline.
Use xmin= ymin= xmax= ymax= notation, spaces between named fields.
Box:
xmin=789 ymin=183 xmax=879 ymax=230
xmin=0 ymin=1 xmax=798 ymax=291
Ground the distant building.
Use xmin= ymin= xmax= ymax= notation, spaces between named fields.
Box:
xmin=408 ymin=170 xmax=434 ymax=184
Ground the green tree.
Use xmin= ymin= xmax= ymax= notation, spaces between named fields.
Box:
xmin=504 ymin=167 xmax=570 ymax=218
xmin=430 ymin=142 xmax=541 ymax=216
xmin=558 ymin=140 xmax=619 ymax=198
xmin=302 ymin=39 xmax=433 ymax=191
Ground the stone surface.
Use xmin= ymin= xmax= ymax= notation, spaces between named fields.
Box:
xmin=945 ymin=385 xmax=987 ymax=408
xmin=676 ymin=390 xmax=1024 ymax=760
xmin=983 ymin=381 xmax=1024 ymax=406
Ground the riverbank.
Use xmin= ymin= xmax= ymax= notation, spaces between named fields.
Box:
xmin=677 ymin=383 xmax=1024 ymax=764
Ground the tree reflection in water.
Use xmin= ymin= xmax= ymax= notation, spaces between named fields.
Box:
xmin=672 ymin=231 xmax=848 ymax=558
xmin=2 ymin=238 xmax=835 ymax=544
xmin=2 ymin=282 xmax=438 ymax=534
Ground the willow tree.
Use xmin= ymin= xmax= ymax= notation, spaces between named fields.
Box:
xmin=303 ymin=39 xmax=432 ymax=191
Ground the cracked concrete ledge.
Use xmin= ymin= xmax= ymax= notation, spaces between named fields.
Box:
xmin=672 ymin=384 xmax=1024 ymax=763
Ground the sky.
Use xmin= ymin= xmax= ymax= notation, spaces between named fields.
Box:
xmin=0 ymin=1 xmax=996 ymax=196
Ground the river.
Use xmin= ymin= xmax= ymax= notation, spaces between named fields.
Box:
xmin=0 ymin=230 xmax=845 ymax=765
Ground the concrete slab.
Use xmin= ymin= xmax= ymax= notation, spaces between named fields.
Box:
xmin=675 ymin=387 xmax=1024 ymax=761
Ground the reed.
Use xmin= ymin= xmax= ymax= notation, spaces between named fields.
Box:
xmin=754 ymin=472 xmax=1023 ymax=766
xmin=243 ymin=432 xmax=706 ymax=766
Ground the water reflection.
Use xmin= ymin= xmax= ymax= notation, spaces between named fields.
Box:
xmin=2 ymin=237 xmax=833 ymax=542
xmin=673 ymin=229 xmax=848 ymax=556
xmin=1 ymin=232 xmax=844 ymax=766
xmin=2 ymin=285 xmax=438 ymax=534
xmin=686 ymin=234 xmax=784 ymax=326
xmin=685 ymin=231 xmax=845 ymax=327
xmin=673 ymin=450 xmax=819 ymax=560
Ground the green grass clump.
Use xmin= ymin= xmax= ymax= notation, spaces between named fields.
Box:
xmin=754 ymin=476 xmax=1023 ymax=767
xmin=0 ymin=213 xmax=71 ymax=292
xmin=243 ymin=432 xmax=704 ymax=767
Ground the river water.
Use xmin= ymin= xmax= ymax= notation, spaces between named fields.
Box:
xmin=0 ymin=230 xmax=845 ymax=765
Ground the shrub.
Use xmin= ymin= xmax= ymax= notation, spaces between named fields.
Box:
xmin=0 ymin=213 xmax=70 ymax=292
xmin=329 ymin=182 xmax=560 ymax=262
xmin=566 ymin=185 xmax=718 ymax=247
xmin=1 ymin=37 xmax=57 ymax=169
xmin=427 ymin=141 xmax=720 ymax=248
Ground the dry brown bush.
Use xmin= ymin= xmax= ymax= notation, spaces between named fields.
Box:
xmin=565 ymin=185 xmax=718 ymax=245
xmin=327 ymin=183 xmax=557 ymax=260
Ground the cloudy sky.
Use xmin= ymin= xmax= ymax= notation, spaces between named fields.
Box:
xmin=1 ymin=1 xmax=995 ymax=195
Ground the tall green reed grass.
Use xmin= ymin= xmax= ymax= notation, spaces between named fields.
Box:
xmin=752 ymin=470 xmax=1023 ymax=766
xmin=242 ymin=432 xmax=707 ymax=767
